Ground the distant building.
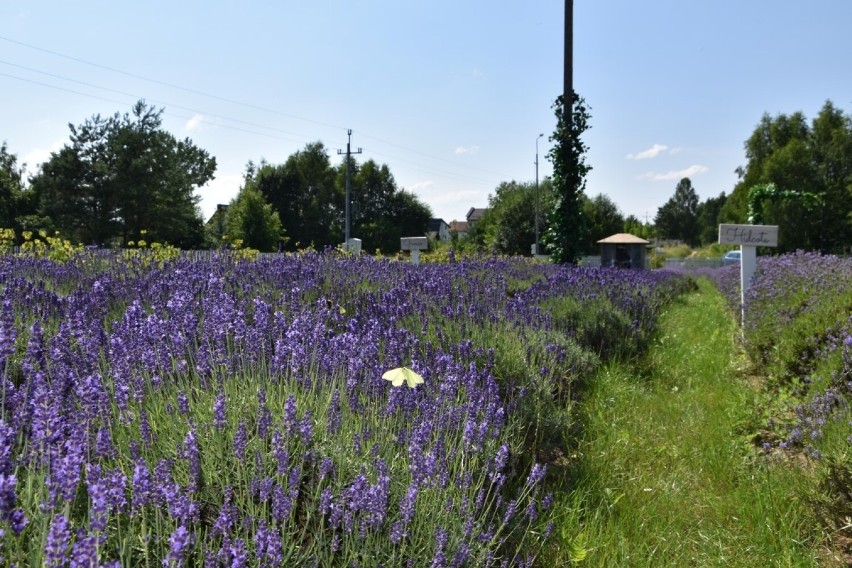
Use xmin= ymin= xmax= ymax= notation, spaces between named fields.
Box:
xmin=427 ymin=218 xmax=451 ymax=242
xmin=597 ymin=233 xmax=649 ymax=269
xmin=466 ymin=207 xmax=487 ymax=227
xmin=449 ymin=220 xmax=469 ymax=239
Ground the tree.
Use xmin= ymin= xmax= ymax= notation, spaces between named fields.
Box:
xmin=29 ymin=101 xmax=215 ymax=247
xmin=623 ymin=215 xmax=654 ymax=240
xmin=544 ymin=92 xmax=591 ymax=264
xmin=347 ymin=159 xmax=431 ymax=253
xmin=0 ymin=142 xmax=25 ymax=232
xmin=582 ymin=193 xmax=624 ymax=253
xmin=224 ymin=185 xmax=284 ymax=252
xmin=696 ymin=192 xmax=727 ymax=246
xmin=721 ymin=101 xmax=852 ymax=252
xmin=654 ymin=177 xmax=699 ymax=245
xmin=252 ymin=143 xmax=340 ymax=250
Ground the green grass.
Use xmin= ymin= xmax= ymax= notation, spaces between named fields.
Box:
xmin=548 ymin=278 xmax=833 ymax=566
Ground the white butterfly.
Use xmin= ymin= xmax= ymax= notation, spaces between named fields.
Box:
xmin=381 ymin=366 xmax=424 ymax=389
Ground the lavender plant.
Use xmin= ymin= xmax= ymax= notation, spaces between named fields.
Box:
xmin=0 ymin=249 xmax=686 ymax=566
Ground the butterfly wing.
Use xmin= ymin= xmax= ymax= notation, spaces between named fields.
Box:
xmin=382 ymin=368 xmax=405 ymax=387
xmin=402 ymin=367 xmax=424 ymax=388
xmin=383 ymin=367 xmax=424 ymax=388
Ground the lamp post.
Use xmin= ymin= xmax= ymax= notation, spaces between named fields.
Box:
xmin=534 ymin=133 xmax=544 ymax=256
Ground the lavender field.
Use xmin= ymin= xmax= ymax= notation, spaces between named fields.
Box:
xmin=0 ymin=250 xmax=691 ymax=567
xmin=710 ymin=252 xmax=852 ymax=539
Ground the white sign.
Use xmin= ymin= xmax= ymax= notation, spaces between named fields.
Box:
xmin=718 ymin=223 xmax=779 ymax=332
xmin=718 ymin=224 xmax=778 ymax=247
xmin=400 ymin=237 xmax=428 ymax=251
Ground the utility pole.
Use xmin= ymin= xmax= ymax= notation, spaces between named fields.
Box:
xmin=564 ymin=0 xmax=573 ymax=117
xmin=337 ymin=129 xmax=362 ymax=249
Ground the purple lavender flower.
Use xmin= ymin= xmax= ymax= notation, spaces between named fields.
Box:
xmin=271 ymin=483 xmax=292 ymax=524
xmin=211 ymin=487 xmax=237 ymax=538
xmin=182 ymin=428 xmax=201 ymax=493
xmin=213 ymin=390 xmax=227 ymax=431
xmin=233 ymin=421 xmax=248 ymax=461
xmin=272 ymin=429 xmax=289 ymax=476
xmin=525 ymin=463 xmax=547 ymax=488
xmin=69 ymin=529 xmax=98 ymax=568
xmin=95 ymin=426 xmax=118 ymax=460
xmin=327 ymin=389 xmax=342 ymax=435
xmin=254 ymin=519 xmax=283 ymax=566
xmin=163 ymin=525 xmax=194 ymax=567
xmin=44 ymin=513 xmax=70 ymax=568
xmin=10 ymin=508 xmax=27 ymax=534
xmin=132 ymin=459 xmax=151 ymax=515
xmin=0 ymin=473 xmax=17 ymax=521
xmin=298 ymin=412 xmax=313 ymax=446
xmin=284 ymin=395 xmax=297 ymax=436
xmin=256 ymin=388 xmax=271 ymax=440
xmin=177 ymin=391 xmax=190 ymax=415
xmin=138 ymin=407 xmax=154 ymax=448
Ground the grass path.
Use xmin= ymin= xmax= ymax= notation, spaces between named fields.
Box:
xmin=554 ymin=278 xmax=829 ymax=566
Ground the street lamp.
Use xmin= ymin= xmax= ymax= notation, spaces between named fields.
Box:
xmin=534 ymin=133 xmax=544 ymax=256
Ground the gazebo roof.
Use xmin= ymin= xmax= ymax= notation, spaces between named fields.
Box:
xmin=597 ymin=233 xmax=650 ymax=244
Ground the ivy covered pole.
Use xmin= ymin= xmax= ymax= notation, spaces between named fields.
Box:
xmin=564 ymin=0 xmax=573 ymax=119
xmin=544 ymin=93 xmax=591 ymax=264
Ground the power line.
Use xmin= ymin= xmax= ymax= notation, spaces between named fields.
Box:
xmin=0 ymin=35 xmax=522 ymax=183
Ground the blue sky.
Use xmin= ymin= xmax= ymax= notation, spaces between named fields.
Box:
xmin=2 ymin=1 xmax=850 ymax=226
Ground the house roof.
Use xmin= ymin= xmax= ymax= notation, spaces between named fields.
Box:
xmin=449 ymin=221 xmax=469 ymax=233
xmin=466 ymin=207 xmax=487 ymax=222
xmin=597 ymin=233 xmax=650 ymax=244
xmin=427 ymin=218 xmax=448 ymax=232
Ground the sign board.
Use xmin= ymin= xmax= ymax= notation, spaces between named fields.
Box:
xmin=400 ymin=237 xmax=428 ymax=251
xmin=346 ymin=238 xmax=361 ymax=255
xmin=718 ymin=223 xmax=779 ymax=332
xmin=718 ymin=224 xmax=778 ymax=247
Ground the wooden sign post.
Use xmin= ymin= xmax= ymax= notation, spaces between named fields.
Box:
xmin=718 ymin=224 xmax=778 ymax=327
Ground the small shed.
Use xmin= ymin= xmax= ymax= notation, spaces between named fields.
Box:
xmin=597 ymin=233 xmax=649 ymax=269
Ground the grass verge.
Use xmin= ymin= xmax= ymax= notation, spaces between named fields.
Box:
xmin=547 ymin=278 xmax=833 ymax=566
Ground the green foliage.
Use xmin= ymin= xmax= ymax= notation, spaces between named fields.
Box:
xmin=722 ymin=101 xmax=852 ymax=253
xmin=696 ymin=192 xmax=727 ymax=246
xmin=0 ymin=142 xmax=27 ymax=233
xmin=550 ymin=280 xmax=826 ymax=566
xmin=654 ymin=177 xmax=700 ymax=246
xmin=28 ymin=100 xmax=215 ymax=248
xmin=475 ymin=179 xmax=555 ymax=256
xmin=246 ymin=144 xmax=432 ymax=253
xmin=582 ymin=194 xmax=624 ymax=254
xmin=251 ymin=143 xmax=340 ymax=250
xmin=544 ymin=93 xmax=591 ymax=264
xmin=18 ymin=229 xmax=84 ymax=262
xmin=746 ymin=182 xmax=822 ymax=225
xmin=622 ymin=215 xmax=655 ymax=240
xmin=225 ymin=184 xmax=284 ymax=252
xmin=350 ymin=162 xmax=432 ymax=254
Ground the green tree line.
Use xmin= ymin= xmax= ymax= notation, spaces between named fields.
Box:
xmin=2 ymin=99 xmax=849 ymax=256
xmin=0 ymin=101 xmax=431 ymax=252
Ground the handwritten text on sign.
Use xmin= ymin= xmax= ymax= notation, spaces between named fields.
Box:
xmin=718 ymin=224 xmax=778 ymax=247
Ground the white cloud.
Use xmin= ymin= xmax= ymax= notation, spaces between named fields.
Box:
xmin=185 ymin=114 xmax=205 ymax=131
xmin=454 ymin=145 xmax=480 ymax=155
xmin=638 ymin=164 xmax=709 ymax=182
xmin=22 ymin=140 xmax=64 ymax=175
xmin=199 ymin=173 xmax=243 ymax=220
xmin=627 ymin=144 xmax=669 ymax=160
